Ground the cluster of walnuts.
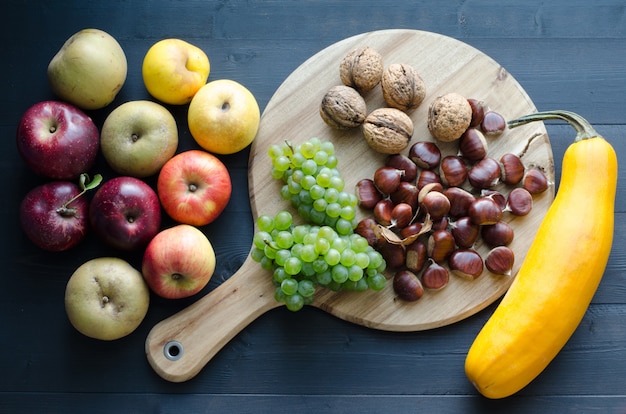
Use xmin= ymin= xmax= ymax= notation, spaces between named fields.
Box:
xmin=319 ymin=46 xmax=427 ymax=154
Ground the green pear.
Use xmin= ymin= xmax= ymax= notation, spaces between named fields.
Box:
xmin=47 ymin=28 xmax=127 ymax=110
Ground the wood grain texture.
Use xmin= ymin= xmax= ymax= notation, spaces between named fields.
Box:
xmin=145 ymin=29 xmax=554 ymax=382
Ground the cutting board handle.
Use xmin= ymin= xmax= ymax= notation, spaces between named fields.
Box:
xmin=145 ymin=257 xmax=279 ymax=382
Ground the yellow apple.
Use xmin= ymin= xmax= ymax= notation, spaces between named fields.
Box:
xmin=188 ymin=79 xmax=260 ymax=155
xmin=142 ymin=38 xmax=210 ymax=105
xmin=47 ymin=29 xmax=127 ymax=110
xmin=100 ymin=100 xmax=178 ymax=177
xmin=64 ymin=257 xmax=150 ymax=341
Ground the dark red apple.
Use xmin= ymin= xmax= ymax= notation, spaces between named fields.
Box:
xmin=20 ymin=181 xmax=89 ymax=251
xmin=16 ymin=100 xmax=99 ymax=180
xmin=89 ymin=176 xmax=161 ymax=251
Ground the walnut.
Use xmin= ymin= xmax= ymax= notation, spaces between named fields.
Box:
xmin=427 ymin=93 xmax=472 ymax=142
xmin=381 ymin=63 xmax=426 ymax=112
xmin=319 ymin=85 xmax=367 ymax=129
xmin=362 ymin=108 xmax=414 ymax=154
xmin=339 ymin=46 xmax=383 ymax=93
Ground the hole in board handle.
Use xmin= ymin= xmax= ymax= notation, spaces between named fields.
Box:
xmin=164 ymin=341 xmax=183 ymax=361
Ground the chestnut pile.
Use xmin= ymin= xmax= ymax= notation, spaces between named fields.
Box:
xmin=354 ymin=101 xmax=549 ymax=301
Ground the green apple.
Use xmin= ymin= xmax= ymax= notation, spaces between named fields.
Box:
xmin=64 ymin=257 xmax=150 ymax=341
xmin=47 ymin=28 xmax=127 ymax=110
xmin=100 ymin=100 xmax=178 ymax=177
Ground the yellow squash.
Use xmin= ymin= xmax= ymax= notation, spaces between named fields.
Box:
xmin=464 ymin=110 xmax=618 ymax=399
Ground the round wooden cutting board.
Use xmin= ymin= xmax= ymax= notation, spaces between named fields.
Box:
xmin=146 ymin=29 xmax=555 ymax=382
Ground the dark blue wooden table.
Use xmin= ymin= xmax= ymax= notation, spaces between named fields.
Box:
xmin=2 ymin=1 xmax=625 ymax=412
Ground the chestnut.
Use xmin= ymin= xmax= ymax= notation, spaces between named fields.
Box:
xmin=448 ymin=249 xmax=484 ymax=280
xmin=355 ymin=178 xmax=382 ymax=209
xmin=467 ymin=98 xmax=485 ymax=128
xmin=468 ymin=157 xmax=501 ymax=189
xmin=393 ymin=269 xmax=424 ymax=301
xmin=468 ymin=196 xmax=502 ymax=225
xmin=386 ymin=153 xmax=418 ymax=182
xmin=481 ymin=221 xmax=514 ymax=248
xmin=373 ymin=199 xmax=394 ymax=226
xmin=427 ymin=229 xmax=456 ymax=263
xmin=373 ymin=166 xmax=404 ymax=195
xmin=506 ymin=187 xmax=533 ymax=216
xmin=421 ymin=190 xmax=451 ymax=221
xmin=378 ymin=240 xmax=406 ymax=269
xmin=523 ymin=168 xmax=549 ymax=194
xmin=390 ymin=181 xmax=418 ymax=211
xmin=480 ymin=111 xmax=506 ymax=136
xmin=417 ymin=169 xmax=442 ymax=190
xmin=485 ymin=246 xmax=515 ymax=276
xmin=450 ymin=216 xmax=479 ymax=248
xmin=482 ymin=189 xmax=507 ymax=211
xmin=421 ymin=260 xmax=449 ymax=290
xmin=355 ymin=217 xmax=380 ymax=247
xmin=400 ymin=222 xmax=424 ymax=240
xmin=444 ymin=187 xmax=475 ymax=218
xmin=458 ymin=128 xmax=488 ymax=162
xmin=390 ymin=202 xmax=413 ymax=229
xmin=439 ymin=155 xmax=468 ymax=187
xmin=408 ymin=141 xmax=441 ymax=169
xmin=500 ymin=153 xmax=525 ymax=185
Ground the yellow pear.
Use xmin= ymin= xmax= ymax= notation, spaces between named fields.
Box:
xmin=47 ymin=28 xmax=127 ymax=110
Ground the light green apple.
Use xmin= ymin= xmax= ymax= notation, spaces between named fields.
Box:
xmin=65 ymin=257 xmax=150 ymax=341
xmin=47 ymin=28 xmax=127 ymax=110
xmin=100 ymin=100 xmax=179 ymax=177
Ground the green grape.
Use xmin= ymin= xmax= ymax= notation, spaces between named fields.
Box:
xmin=309 ymin=184 xmax=325 ymax=200
xmin=271 ymin=167 xmax=285 ymax=180
xmin=298 ymin=279 xmax=316 ymax=297
xmin=250 ymin=247 xmax=265 ymax=263
xmin=325 ymin=202 xmax=341 ymax=218
xmin=323 ymin=187 xmax=339 ymax=203
xmin=298 ymin=190 xmax=313 ymax=205
xmin=281 ymin=278 xmax=299 ymax=295
xmin=318 ymin=225 xmax=337 ymax=241
xmin=290 ymin=243 xmax=303 ymax=259
xmin=291 ymin=152 xmax=305 ymax=168
xmin=300 ymin=141 xmax=316 ymax=159
xmin=268 ymin=144 xmax=284 ymax=159
xmin=354 ymin=252 xmax=370 ymax=269
xmin=287 ymin=177 xmax=301 ymax=194
xmin=367 ymin=250 xmax=384 ymax=270
xmin=325 ymin=248 xmax=341 ymax=266
xmin=340 ymin=248 xmax=356 ymax=267
xmin=274 ymin=286 xmax=286 ymax=303
xmin=284 ymin=257 xmax=302 ymax=275
xmin=335 ymin=218 xmax=354 ymax=235
xmin=312 ymin=198 xmax=327 ymax=212
xmin=351 ymin=235 xmax=370 ymax=253
xmin=302 ymin=232 xmax=317 ymax=245
xmin=348 ymin=264 xmax=364 ymax=281
xmin=314 ymin=237 xmax=330 ymax=255
xmin=290 ymin=169 xmax=304 ymax=183
xmin=329 ymin=176 xmax=345 ymax=191
xmin=354 ymin=278 xmax=369 ymax=291
xmin=285 ymin=293 xmax=305 ymax=312
xmin=260 ymin=256 xmax=274 ymax=271
xmin=275 ymin=231 xmax=294 ymax=249
xmin=301 ymin=262 xmax=316 ymax=277
xmin=316 ymin=172 xmax=331 ymax=188
xmin=331 ymin=264 xmax=349 ymax=283
xmin=313 ymin=150 xmax=329 ymax=166
xmin=326 ymin=154 xmax=338 ymax=168
xmin=263 ymin=244 xmax=277 ymax=260
xmin=253 ymin=231 xmax=271 ymax=249
xmin=320 ymin=141 xmax=335 ymax=155
xmin=257 ymin=215 xmax=275 ymax=232
xmin=292 ymin=224 xmax=310 ymax=244
xmin=273 ymin=267 xmax=289 ymax=284
xmin=340 ymin=205 xmax=356 ymax=220
xmin=280 ymin=185 xmax=291 ymax=200
xmin=367 ymin=273 xmax=387 ymax=291
xmin=274 ymin=211 xmax=293 ymax=230
xmin=301 ymin=175 xmax=317 ymax=190
xmin=300 ymin=243 xmax=318 ymax=263
xmin=274 ymin=249 xmax=291 ymax=267
xmin=309 ymin=209 xmax=326 ymax=224
xmin=316 ymin=270 xmax=332 ymax=286
xmin=301 ymin=159 xmax=318 ymax=175
xmin=312 ymin=258 xmax=328 ymax=274
xmin=331 ymin=237 xmax=348 ymax=252
xmin=273 ymin=155 xmax=291 ymax=171
xmin=297 ymin=204 xmax=311 ymax=222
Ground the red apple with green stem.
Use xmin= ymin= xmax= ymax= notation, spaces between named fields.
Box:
xmin=16 ymin=101 xmax=99 ymax=180
xmin=19 ymin=173 xmax=102 ymax=252
xmin=157 ymin=150 xmax=232 ymax=226
xmin=142 ymin=224 xmax=216 ymax=299
xmin=89 ymin=176 xmax=162 ymax=251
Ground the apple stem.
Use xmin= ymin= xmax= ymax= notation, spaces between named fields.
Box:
xmin=56 ymin=173 xmax=103 ymax=217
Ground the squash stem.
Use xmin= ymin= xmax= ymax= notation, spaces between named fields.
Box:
xmin=507 ymin=110 xmax=599 ymax=142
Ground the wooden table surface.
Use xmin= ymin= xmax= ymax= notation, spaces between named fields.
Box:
xmin=2 ymin=1 xmax=625 ymax=413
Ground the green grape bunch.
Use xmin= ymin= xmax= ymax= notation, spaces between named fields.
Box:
xmin=251 ymin=137 xmax=387 ymax=311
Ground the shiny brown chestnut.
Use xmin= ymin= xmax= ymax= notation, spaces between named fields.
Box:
xmin=444 ymin=187 xmax=475 ymax=218
xmin=450 ymin=216 xmax=479 ymax=248
xmin=390 ymin=202 xmax=413 ymax=229
xmin=481 ymin=111 xmax=506 ymax=136
xmin=468 ymin=157 xmax=501 ymax=189
xmin=440 ymin=155 xmax=468 ymax=187
xmin=421 ymin=190 xmax=451 ymax=221
xmin=421 ymin=260 xmax=450 ymax=290
xmin=468 ymin=196 xmax=502 ymax=225
xmin=378 ymin=240 xmax=406 ymax=269
xmin=373 ymin=166 xmax=404 ymax=195
xmin=417 ymin=169 xmax=442 ymax=190
xmin=355 ymin=178 xmax=382 ymax=209
xmin=481 ymin=221 xmax=514 ymax=248
xmin=467 ymin=98 xmax=485 ymax=128
xmin=427 ymin=229 xmax=456 ymax=263
xmin=373 ymin=199 xmax=394 ymax=226
xmin=409 ymin=141 xmax=441 ymax=169
xmin=448 ymin=248 xmax=484 ymax=280
xmin=405 ymin=239 xmax=428 ymax=273
xmin=485 ymin=246 xmax=515 ymax=276
xmin=500 ymin=153 xmax=525 ymax=185
xmin=390 ymin=181 xmax=419 ymax=211
xmin=506 ymin=187 xmax=533 ymax=216
xmin=354 ymin=217 xmax=380 ymax=247
xmin=458 ymin=128 xmax=488 ymax=162
xmin=393 ymin=269 xmax=424 ymax=301
xmin=523 ymin=168 xmax=549 ymax=194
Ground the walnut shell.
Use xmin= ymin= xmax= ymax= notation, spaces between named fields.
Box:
xmin=339 ymin=46 xmax=383 ymax=93
xmin=320 ymin=85 xmax=367 ymax=129
xmin=381 ymin=63 xmax=426 ymax=112
xmin=362 ymin=108 xmax=414 ymax=154
xmin=427 ymin=93 xmax=472 ymax=142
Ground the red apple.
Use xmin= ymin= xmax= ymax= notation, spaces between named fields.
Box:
xmin=16 ymin=100 xmax=99 ymax=180
xmin=142 ymin=224 xmax=216 ymax=299
xmin=89 ymin=176 xmax=161 ymax=251
xmin=19 ymin=176 xmax=98 ymax=252
xmin=157 ymin=150 xmax=232 ymax=226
